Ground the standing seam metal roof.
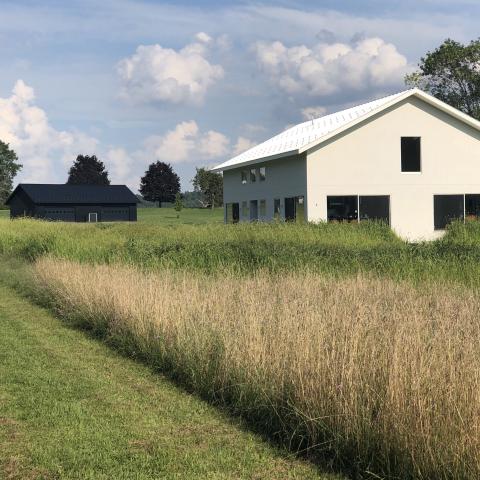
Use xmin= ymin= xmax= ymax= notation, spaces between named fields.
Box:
xmin=213 ymin=90 xmax=407 ymax=171
xmin=6 ymin=184 xmax=138 ymax=205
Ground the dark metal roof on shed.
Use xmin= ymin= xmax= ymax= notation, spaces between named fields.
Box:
xmin=6 ymin=184 xmax=138 ymax=205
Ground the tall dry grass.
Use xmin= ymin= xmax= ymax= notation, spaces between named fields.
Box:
xmin=34 ymin=257 xmax=480 ymax=479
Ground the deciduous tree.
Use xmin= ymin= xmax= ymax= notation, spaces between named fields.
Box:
xmin=140 ymin=161 xmax=180 ymax=207
xmin=67 ymin=155 xmax=110 ymax=185
xmin=405 ymin=38 xmax=480 ymax=120
xmin=0 ymin=141 xmax=21 ymax=205
xmin=192 ymin=167 xmax=223 ymax=209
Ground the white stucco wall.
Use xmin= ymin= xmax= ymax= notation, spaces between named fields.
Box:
xmin=223 ymin=154 xmax=307 ymax=221
xmin=306 ymin=97 xmax=480 ymax=241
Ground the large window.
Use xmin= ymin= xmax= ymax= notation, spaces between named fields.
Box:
xmin=434 ymin=194 xmax=480 ymax=229
xmin=465 ymin=194 xmax=480 ymax=219
xmin=401 ymin=137 xmax=421 ymax=172
xmin=327 ymin=196 xmax=358 ymax=222
xmin=359 ymin=196 xmax=390 ymax=224
xmin=434 ymin=195 xmax=464 ymax=230
xmin=327 ymin=195 xmax=390 ymax=224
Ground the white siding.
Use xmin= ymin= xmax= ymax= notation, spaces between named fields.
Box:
xmin=306 ymin=97 xmax=480 ymax=241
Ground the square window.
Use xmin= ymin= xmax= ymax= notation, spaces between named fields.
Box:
xmin=359 ymin=196 xmax=390 ymax=224
xmin=401 ymin=137 xmax=421 ymax=172
xmin=434 ymin=195 xmax=463 ymax=230
xmin=250 ymin=168 xmax=256 ymax=182
xmin=259 ymin=167 xmax=266 ymax=181
xmin=327 ymin=196 xmax=358 ymax=222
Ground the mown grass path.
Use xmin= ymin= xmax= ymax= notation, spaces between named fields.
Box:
xmin=0 ymin=281 xmax=336 ymax=480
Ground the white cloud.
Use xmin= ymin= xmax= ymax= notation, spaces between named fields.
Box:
xmin=253 ymin=37 xmax=409 ymax=97
xmin=137 ymin=121 xmax=230 ymax=164
xmin=117 ymin=33 xmax=224 ymax=105
xmin=301 ymin=106 xmax=327 ymax=120
xmin=0 ymin=80 xmax=99 ymax=183
xmin=232 ymin=136 xmax=257 ymax=156
xmin=105 ymin=147 xmax=132 ymax=182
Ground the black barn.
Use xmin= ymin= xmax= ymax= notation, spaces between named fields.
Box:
xmin=6 ymin=184 xmax=138 ymax=222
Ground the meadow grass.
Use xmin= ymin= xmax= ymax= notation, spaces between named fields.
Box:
xmin=1 ymin=215 xmax=480 ymax=285
xmin=31 ymin=257 xmax=480 ymax=480
xmin=0 ymin=258 xmax=333 ymax=480
xmin=3 ymin=213 xmax=480 ymax=478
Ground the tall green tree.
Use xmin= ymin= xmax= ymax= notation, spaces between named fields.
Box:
xmin=0 ymin=141 xmax=22 ymax=206
xmin=192 ymin=167 xmax=223 ymax=209
xmin=405 ymin=38 xmax=480 ymax=120
xmin=140 ymin=161 xmax=180 ymax=207
xmin=67 ymin=155 xmax=110 ymax=185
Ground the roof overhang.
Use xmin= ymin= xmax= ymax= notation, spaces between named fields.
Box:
xmin=210 ymin=149 xmax=298 ymax=172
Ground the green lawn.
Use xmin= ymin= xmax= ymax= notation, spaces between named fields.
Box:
xmin=138 ymin=207 xmax=223 ymax=224
xmin=0 ymin=261 xmax=336 ymax=480
xmin=0 ymin=207 xmax=223 ymax=225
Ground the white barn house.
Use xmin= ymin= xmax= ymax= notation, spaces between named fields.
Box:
xmin=212 ymin=88 xmax=480 ymax=241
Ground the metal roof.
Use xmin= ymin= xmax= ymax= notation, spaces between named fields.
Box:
xmin=6 ymin=184 xmax=138 ymax=205
xmin=212 ymin=88 xmax=480 ymax=172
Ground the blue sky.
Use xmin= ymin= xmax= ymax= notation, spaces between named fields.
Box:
xmin=0 ymin=0 xmax=479 ymax=191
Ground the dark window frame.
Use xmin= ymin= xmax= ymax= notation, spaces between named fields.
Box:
xmin=401 ymin=137 xmax=421 ymax=173
xmin=433 ymin=194 xmax=464 ymax=230
xmin=327 ymin=195 xmax=390 ymax=224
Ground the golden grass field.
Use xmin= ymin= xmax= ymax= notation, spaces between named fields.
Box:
xmin=33 ymin=256 xmax=480 ymax=479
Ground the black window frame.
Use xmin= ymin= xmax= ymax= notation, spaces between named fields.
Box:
xmin=401 ymin=137 xmax=421 ymax=173
xmin=327 ymin=196 xmax=358 ymax=222
xmin=359 ymin=195 xmax=390 ymax=225
xmin=433 ymin=194 xmax=464 ymax=230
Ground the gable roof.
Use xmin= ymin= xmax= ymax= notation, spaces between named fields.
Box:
xmin=6 ymin=184 xmax=138 ymax=205
xmin=212 ymin=88 xmax=480 ymax=172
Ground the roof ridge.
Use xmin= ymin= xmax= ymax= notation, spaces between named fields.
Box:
xmin=212 ymin=88 xmax=479 ymax=172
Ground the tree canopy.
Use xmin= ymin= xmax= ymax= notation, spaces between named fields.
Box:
xmin=405 ymin=38 xmax=480 ymax=120
xmin=0 ymin=141 xmax=22 ymax=205
xmin=67 ymin=155 xmax=110 ymax=185
xmin=139 ymin=161 xmax=180 ymax=207
xmin=192 ymin=167 xmax=223 ymax=208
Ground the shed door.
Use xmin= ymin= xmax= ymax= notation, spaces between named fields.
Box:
xmin=44 ymin=208 xmax=75 ymax=221
xmin=101 ymin=207 xmax=130 ymax=222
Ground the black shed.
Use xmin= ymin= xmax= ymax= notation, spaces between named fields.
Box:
xmin=6 ymin=184 xmax=138 ymax=222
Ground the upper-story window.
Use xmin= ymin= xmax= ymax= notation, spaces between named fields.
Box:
xmin=401 ymin=137 xmax=421 ymax=172
xmin=241 ymin=170 xmax=248 ymax=184
xmin=259 ymin=166 xmax=266 ymax=181
xmin=250 ymin=168 xmax=257 ymax=182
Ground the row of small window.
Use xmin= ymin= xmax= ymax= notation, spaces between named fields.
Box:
xmin=241 ymin=166 xmax=266 ymax=184
xmin=226 ymin=199 xmax=281 ymax=222
xmin=226 ymin=196 xmax=305 ymax=223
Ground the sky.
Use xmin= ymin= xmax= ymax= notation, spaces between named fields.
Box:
xmin=0 ymin=0 xmax=479 ymax=192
